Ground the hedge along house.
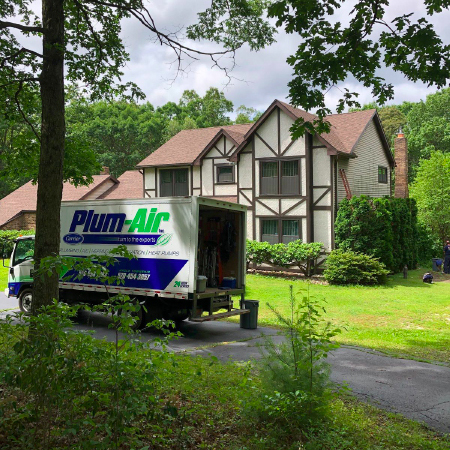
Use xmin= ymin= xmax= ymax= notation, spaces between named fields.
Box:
xmin=137 ymin=100 xmax=394 ymax=252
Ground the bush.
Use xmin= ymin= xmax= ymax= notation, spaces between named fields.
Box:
xmin=246 ymin=239 xmax=324 ymax=276
xmin=335 ymin=196 xmax=419 ymax=273
xmin=324 ymin=249 xmax=389 ymax=285
xmin=0 ymin=229 xmax=35 ymax=258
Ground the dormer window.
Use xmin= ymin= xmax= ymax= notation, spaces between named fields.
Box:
xmin=217 ymin=165 xmax=234 ymax=183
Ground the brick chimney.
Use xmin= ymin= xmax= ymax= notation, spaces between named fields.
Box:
xmin=100 ymin=166 xmax=110 ymax=175
xmin=394 ymin=127 xmax=408 ymax=198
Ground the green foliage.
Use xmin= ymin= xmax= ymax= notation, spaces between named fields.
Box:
xmin=0 ymin=229 xmax=34 ymax=258
xmin=324 ymin=249 xmax=389 ymax=285
xmin=234 ymin=105 xmax=263 ymax=124
xmin=410 ymin=151 xmax=450 ymax=246
xmin=254 ymin=285 xmax=340 ymax=427
xmin=0 ymin=300 xmax=179 ymax=450
xmin=258 ymin=1 xmax=450 ymax=137
xmin=406 ymin=88 xmax=450 ymax=178
xmin=287 ymin=240 xmax=323 ymax=277
xmin=246 ymin=239 xmax=323 ymax=276
xmin=335 ymin=196 xmax=419 ymax=272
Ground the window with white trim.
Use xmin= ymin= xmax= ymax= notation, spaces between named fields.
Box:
xmin=217 ymin=165 xmax=234 ymax=183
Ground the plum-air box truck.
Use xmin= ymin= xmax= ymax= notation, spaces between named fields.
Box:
xmin=4 ymin=196 xmax=249 ymax=327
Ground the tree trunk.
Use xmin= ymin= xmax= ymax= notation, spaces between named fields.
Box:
xmin=32 ymin=0 xmax=65 ymax=314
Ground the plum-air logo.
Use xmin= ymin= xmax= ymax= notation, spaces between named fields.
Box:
xmin=69 ymin=208 xmax=171 ymax=233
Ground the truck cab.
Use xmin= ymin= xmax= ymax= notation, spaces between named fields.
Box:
xmin=5 ymin=235 xmax=35 ymax=313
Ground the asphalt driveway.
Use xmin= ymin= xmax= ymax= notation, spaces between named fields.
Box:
xmin=1 ymin=292 xmax=449 ymax=434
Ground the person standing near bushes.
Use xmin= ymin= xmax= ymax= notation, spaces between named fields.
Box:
xmin=444 ymin=241 xmax=450 ymax=274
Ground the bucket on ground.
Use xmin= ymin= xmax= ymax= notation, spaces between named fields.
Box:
xmin=240 ymin=299 xmax=259 ymax=329
xmin=432 ymin=258 xmax=443 ymax=272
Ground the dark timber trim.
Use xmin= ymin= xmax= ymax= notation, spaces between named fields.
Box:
xmin=305 ymin=132 xmax=313 ymax=242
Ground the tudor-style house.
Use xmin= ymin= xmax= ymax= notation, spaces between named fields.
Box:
xmin=136 ymin=100 xmax=394 ymax=251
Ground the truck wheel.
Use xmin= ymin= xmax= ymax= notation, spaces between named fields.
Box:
xmin=18 ymin=289 xmax=33 ymax=314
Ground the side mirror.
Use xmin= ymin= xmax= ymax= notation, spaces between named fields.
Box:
xmin=2 ymin=245 xmax=7 ymax=268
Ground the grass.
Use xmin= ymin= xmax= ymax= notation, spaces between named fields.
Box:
xmin=0 ymin=259 xmax=8 ymax=291
xmin=152 ymin=354 xmax=449 ymax=449
xmin=231 ymin=270 xmax=450 ymax=364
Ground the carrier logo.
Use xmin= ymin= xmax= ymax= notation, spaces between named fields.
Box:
xmin=174 ymin=281 xmax=189 ymax=288
xmin=63 ymin=233 xmax=84 ymax=244
xmin=69 ymin=208 xmax=170 ymax=234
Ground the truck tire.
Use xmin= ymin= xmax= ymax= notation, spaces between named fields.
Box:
xmin=18 ymin=288 xmax=33 ymax=314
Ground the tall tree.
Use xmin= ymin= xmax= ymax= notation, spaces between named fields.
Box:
xmin=406 ymin=88 xmax=450 ymax=178
xmin=0 ymin=1 xmax=274 ymax=312
xmin=192 ymin=1 xmax=450 ymax=137
xmin=410 ymin=151 xmax=450 ymax=246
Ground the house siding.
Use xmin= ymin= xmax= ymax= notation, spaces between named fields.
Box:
xmin=0 ymin=212 xmax=36 ymax=231
xmin=337 ymin=120 xmax=391 ymax=203
xmin=83 ymin=179 xmax=116 ymax=200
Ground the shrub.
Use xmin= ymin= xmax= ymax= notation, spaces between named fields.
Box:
xmin=0 ymin=229 xmax=35 ymax=258
xmin=254 ymin=286 xmax=340 ymax=428
xmin=286 ymin=241 xmax=323 ymax=276
xmin=246 ymin=239 xmax=324 ymax=276
xmin=335 ymin=196 xmax=419 ymax=273
xmin=246 ymin=240 xmax=272 ymax=268
xmin=324 ymin=249 xmax=389 ymax=285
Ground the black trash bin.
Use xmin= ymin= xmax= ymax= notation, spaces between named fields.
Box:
xmin=240 ymin=300 xmax=259 ymax=329
xmin=432 ymin=258 xmax=443 ymax=272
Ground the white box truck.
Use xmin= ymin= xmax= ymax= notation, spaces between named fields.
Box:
xmin=4 ymin=197 xmax=248 ymax=327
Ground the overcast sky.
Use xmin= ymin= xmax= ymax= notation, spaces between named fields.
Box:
xmin=22 ymin=1 xmax=450 ymax=115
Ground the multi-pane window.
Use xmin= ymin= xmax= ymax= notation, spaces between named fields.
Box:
xmin=217 ymin=165 xmax=234 ymax=183
xmin=261 ymin=162 xmax=278 ymax=194
xmin=261 ymin=219 xmax=279 ymax=245
xmin=261 ymin=160 xmax=301 ymax=195
xmin=261 ymin=219 xmax=300 ymax=244
xmin=378 ymin=166 xmax=388 ymax=184
xmin=160 ymin=168 xmax=189 ymax=197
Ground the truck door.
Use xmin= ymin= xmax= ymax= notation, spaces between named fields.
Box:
xmin=7 ymin=238 xmax=35 ymax=298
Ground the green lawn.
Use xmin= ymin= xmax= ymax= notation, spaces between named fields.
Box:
xmin=235 ymin=271 xmax=450 ymax=364
xmin=0 ymin=259 xmax=8 ymax=292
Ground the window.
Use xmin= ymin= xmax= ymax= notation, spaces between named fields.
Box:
xmin=261 ymin=160 xmax=301 ymax=195
xmin=160 ymin=168 xmax=189 ymax=197
xmin=261 ymin=162 xmax=278 ymax=195
xmin=217 ymin=165 xmax=234 ymax=183
xmin=378 ymin=166 xmax=388 ymax=184
xmin=261 ymin=219 xmax=301 ymax=244
xmin=261 ymin=219 xmax=278 ymax=245
xmin=282 ymin=220 xmax=299 ymax=244
xmin=12 ymin=239 xmax=34 ymax=266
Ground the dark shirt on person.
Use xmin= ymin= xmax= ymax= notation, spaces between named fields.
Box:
xmin=444 ymin=245 xmax=450 ymax=256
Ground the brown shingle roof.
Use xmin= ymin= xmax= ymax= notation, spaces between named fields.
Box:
xmin=277 ymin=100 xmax=376 ymax=155
xmin=100 ymin=170 xmax=143 ymax=199
xmin=136 ymin=123 xmax=252 ymax=168
xmin=0 ymin=175 xmax=114 ymax=227
xmin=136 ymin=100 xmax=389 ymax=169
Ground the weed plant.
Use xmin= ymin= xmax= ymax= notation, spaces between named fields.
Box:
xmin=253 ymin=285 xmax=341 ymax=429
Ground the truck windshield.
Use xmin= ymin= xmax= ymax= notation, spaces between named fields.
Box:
xmin=12 ymin=239 xmax=35 ymax=266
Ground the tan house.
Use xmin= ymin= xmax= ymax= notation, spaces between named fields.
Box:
xmin=0 ymin=169 xmax=143 ymax=230
xmin=137 ymin=100 xmax=394 ymax=251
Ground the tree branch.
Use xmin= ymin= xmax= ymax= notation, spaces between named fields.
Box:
xmin=14 ymin=81 xmax=41 ymax=143
xmin=0 ymin=20 xmax=44 ymax=34
xmin=0 ymin=77 xmax=40 ymax=89
xmin=0 ymin=47 xmax=44 ymax=68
